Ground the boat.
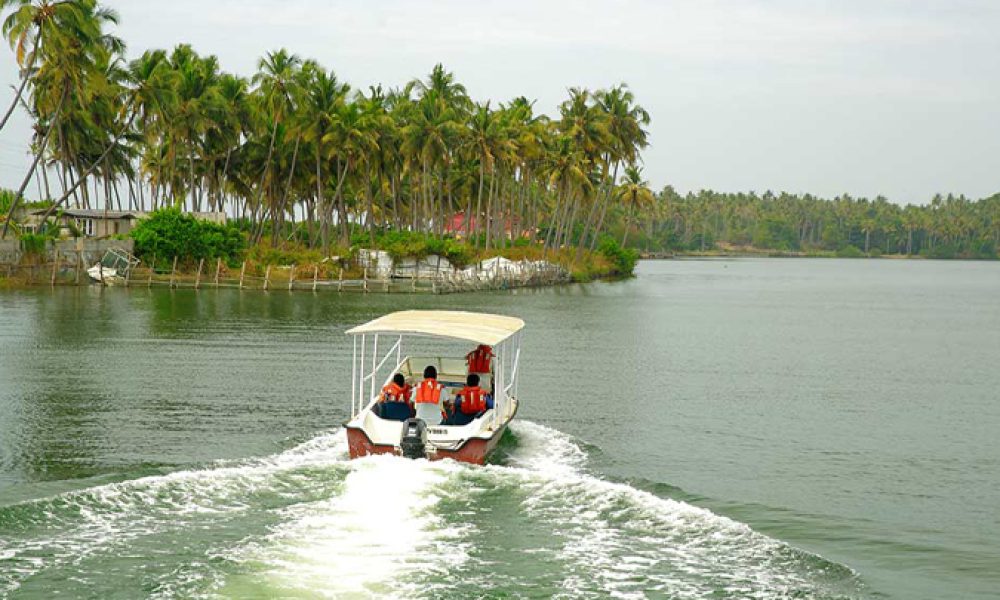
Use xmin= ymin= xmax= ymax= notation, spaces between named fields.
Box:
xmin=87 ymin=247 xmax=140 ymax=284
xmin=344 ymin=310 xmax=524 ymax=464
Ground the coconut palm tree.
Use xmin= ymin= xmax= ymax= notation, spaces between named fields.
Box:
xmin=1 ymin=0 xmax=120 ymax=238
xmin=616 ymin=164 xmax=654 ymax=246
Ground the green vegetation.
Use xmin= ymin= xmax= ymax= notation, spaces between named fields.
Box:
xmin=18 ymin=232 xmax=46 ymax=255
xmin=596 ymin=237 xmax=638 ymax=276
xmin=351 ymin=230 xmax=474 ymax=268
xmin=130 ymin=208 xmax=245 ymax=269
xmin=625 ymin=190 xmax=1000 ymax=259
xmin=0 ymin=0 xmax=651 ymax=273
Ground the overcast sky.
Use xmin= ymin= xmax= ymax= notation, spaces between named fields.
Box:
xmin=0 ymin=0 xmax=997 ymax=203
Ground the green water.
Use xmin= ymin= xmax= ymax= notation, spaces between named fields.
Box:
xmin=1 ymin=258 xmax=998 ymax=599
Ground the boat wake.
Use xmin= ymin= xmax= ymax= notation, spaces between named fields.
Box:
xmin=0 ymin=422 xmax=865 ymax=599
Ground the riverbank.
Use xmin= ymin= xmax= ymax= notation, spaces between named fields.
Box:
xmin=643 ymin=246 xmax=998 ymax=260
xmin=0 ymin=243 xmax=634 ymax=293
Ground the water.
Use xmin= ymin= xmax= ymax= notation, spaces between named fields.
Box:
xmin=1 ymin=258 xmax=998 ymax=599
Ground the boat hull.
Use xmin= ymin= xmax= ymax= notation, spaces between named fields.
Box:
xmin=346 ymin=419 xmax=511 ymax=465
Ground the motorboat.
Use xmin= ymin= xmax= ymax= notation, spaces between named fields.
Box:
xmin=344 ymin=310 xmax=524 ymax=464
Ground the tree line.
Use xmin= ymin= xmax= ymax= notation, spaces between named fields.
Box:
xmin=0 ymin=0 xmax=651 ymax=262
xmin=626 ymin=189 xmax=1000 ymax=259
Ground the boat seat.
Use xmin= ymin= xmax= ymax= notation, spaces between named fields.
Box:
xmin=378 ymin=401 xmax=412 ymax=422
xmin=414 ymin=402 xmax=443 ymax=424
xmin=445 ymin=403 xmax=478 ymax=426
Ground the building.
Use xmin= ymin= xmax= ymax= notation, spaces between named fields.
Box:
xmin=23 ymin=209 xmax=226 ymax=238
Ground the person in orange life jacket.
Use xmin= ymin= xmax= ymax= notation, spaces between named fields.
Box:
xmin=414 ymin=365 xmax=449 ymax=423
xmin=457 ymin=373 xmax=488 ymax=414
xmin=376 ymin=373 xmax=413 ymax=420
xmin=380 ymin=373 xmax=407 ymax=402
xmin=445 ymin=373 xmax=492 ymax=426
xmin=414 ymin=366 xmax=444 ymax=403
xmin=465 ymin=344 xmax=493 ymax=374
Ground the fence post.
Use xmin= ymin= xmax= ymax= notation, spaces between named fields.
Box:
xmin=195 ymin=258 xmax=204 ymax=289
xmin=263 ymin=265 xmax=272 ymax=290
xmin=50 ymin=250 xmax=59 ymax=286
xmin=288 ymin=264 xmax=295 ymax=291
xmin=214 ymin=258 xmax=222 ymax=287
xmin=170 ymin=256 xmax=178 ymax=288
xmin=239 ymin=261 xmax=246 ymax=289
xmin=338 ymin=267 xmax=343 ymax=292
xmin=363 ymin=267 xmax=368 ymax=293
xmin=312 ymin=265 xmax=318 ymax=292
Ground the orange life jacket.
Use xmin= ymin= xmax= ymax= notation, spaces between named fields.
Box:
xmin=466 ymin=345 xmax=493 ymax=373
xmin=381 ymin=382 xmax=405 ymax=402
xmin=458 ymin=386 xmax=487 ymax=414
xmin=414 ymin=379 xmax=443 ymax=404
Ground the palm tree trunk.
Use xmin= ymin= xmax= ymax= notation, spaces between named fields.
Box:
xmin=485 ymin=166 xmax=495 ymax=251
xmin=274 ymin=135 xmax=301 ymax=247
xmin=0 ymin=36 xmax=38 ymax=133
xmin=471 ymin=161 xmax=484 ymax=244
xmin=2 ymin=85 xmax=67 ymax=239
xmin=589 ymin=161 xmax=620 ymax=252
xmin=622 ymin=204 xmax=634 ymax=246
xmin=36 ymin=107 xmax=139 ymax=225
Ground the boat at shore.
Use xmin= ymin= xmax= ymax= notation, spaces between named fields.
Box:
xmin=87 ymin=247 xmax=140 ymax=284
xmin=344 ymin=310 xmax=524 ymax=464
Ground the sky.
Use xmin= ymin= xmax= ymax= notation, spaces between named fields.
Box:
xmin=0 ymin=0 xmax=997 ymax=204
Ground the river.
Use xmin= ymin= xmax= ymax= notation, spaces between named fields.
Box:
xmin=1 ymin=258 xmax=998 ymax=599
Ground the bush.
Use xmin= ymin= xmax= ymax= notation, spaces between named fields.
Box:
xmin=924 ymin=244 xmax=957 ymax=259
xmin=131 ymin=208 xmax=245 ymax=268
xmin=355 ymin=230 xmax=474 ymax=268
xmin=597 ymin=236 xmax=638 ymax=276
xmin=868 ymin=247 xmax=883 ymax=258
xmin=19 ymin=232 xmax=47 ymax=255
xmin=836 ymin=245 xmax=864 ymax=258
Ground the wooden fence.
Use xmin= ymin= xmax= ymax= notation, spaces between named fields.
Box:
xmin=0 ymin=254 xmax=570 ymax=294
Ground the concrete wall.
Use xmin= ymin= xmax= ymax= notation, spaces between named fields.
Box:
xmin=0 ymin=238 xmax=135 ymax=265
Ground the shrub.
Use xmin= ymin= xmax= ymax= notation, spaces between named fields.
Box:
xmin=836 ymin=245 xmax=864 ymax=258
xmin=925 ymin=244 xmax=957 ymax=259
xmin=597 ymin=236 xmax=638 ymax=276
xmin=355 ymin=230 xmax=474 ymax=268
xmin=131 ymin=208 xmax=245 ymax=268
xmin=19 ymin=232 xmax=47 ymax=255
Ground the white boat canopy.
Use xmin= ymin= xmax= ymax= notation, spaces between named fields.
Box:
xmin=346 ymin=310 xmax=524 ymax=345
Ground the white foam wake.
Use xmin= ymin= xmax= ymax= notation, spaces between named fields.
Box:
xmin=222 ymin=455 xmax=471 ymax=599
xmin=0 ymin=429 xmax=350 ymax=595
xmin=485 ymin=421 xmax=861 ymax=599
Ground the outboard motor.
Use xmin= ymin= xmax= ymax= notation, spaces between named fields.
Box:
xmin=399 ymin=418 xmax=428 ymax=459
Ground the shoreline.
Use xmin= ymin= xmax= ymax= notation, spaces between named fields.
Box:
xmin=641 ymin=250 xmax=999 ymax=261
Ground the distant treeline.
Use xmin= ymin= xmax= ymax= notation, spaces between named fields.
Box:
xmin=622 ymin=189 xmax=1000 ymax=259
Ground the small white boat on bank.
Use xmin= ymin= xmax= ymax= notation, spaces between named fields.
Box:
xmin=87 ymin=247 xmax=140 ymax=284
xmin=344 ymin=310 xmax=524 ymax=464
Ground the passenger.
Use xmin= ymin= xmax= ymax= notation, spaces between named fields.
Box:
xmin=414 ymin=365 xmax=446 ymax=423
xmin=465 ymin=344 xmax=493 ymax=374
xmin=377 ymin=373 xmax=412 ymax=421
xmin=380 ymin=373 xmax=407 ymax=403
xmin=446 ymin=373 xmax=490 ymax=426
xmin=457 ymin=373 xmax=489 ymax=415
